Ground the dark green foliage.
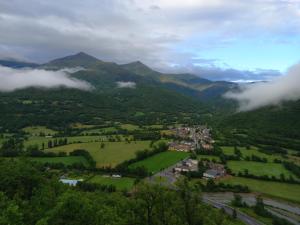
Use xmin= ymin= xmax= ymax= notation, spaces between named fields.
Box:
xmin=0 ymin=160 xmax=241 ymax=225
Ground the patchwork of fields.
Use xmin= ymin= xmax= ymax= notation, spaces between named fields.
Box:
xmin=221 ymin=177 xmax=300 ymax=203
xmin=30 ymin=156 xmax=88 ymax=166
xmin=88 ymin=175 xmax=135 ymax=190
xmin=47 ymin=141 xmax=152 ymax=168
xmin=221 ymin=146 xmax=285 ymax=162
xmin=227 ymin=161 xmax=296 ymax=179
xmin=129 ymin=151 xmax=189 ymax=173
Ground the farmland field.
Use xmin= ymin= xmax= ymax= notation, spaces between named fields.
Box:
xmin=197 ymin=155 xmax=221 ymax=162
xmin=30 ymin=156 xmax=88 ymax=166
xmin=24 ymin=135 xmax=105 ymax=149
xmin=221 ymin=177 xmax=300 ymax=203
xmin=129 ymin=151 xmax=189 ymax=173
xmin=227 ymin=161 xmax=296 ymax=179
xmin=48 ymin=141 xmax=152 ymax=168
xmin=22 ymin=126 xmax=57 ymax=136
xmin=221 ymin=146 xmax=285 ymax=162
xmin=88 ymin=175 xmax=135 ymax=190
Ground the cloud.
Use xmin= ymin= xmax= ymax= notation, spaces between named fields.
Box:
xmin=0 ymin=0 xmax=299 ymax=80
xmin=224 ymin=62 xmax=300 ymax=111
xmin=160 ymin=64 xmax=281 ymax=81
xmin=116 ymin=81 xmax=136 ymax=88
xmin=0 ymin=66 xmax=92 ymax=92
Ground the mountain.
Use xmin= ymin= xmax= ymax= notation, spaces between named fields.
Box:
xmin=42 ymin=52 xmax=100 ymax=69
xmin=121 ymin=61 xmax=236 ymax=101
xmin=120 ymin=61 xmax=160 ymax=78
xmin=0 ymin=59 xmax=39 ymax=68
xmin=0 ymin=52 xmax=211 ymax=131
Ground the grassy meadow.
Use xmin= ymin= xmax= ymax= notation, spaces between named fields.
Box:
xmin=227 ymin=161 xmax=296 ymax=179
xmin=30 ymin=156 xmax=88 ymax=166
xmin=22 ymin=126 xmax=57 ymax=136
xmin=47 ymin=141 xmax=152 ymax=168
xmin=129 ymin=151 xmax=189 ymax=173
xmin=221 ymin=177 xmax=300 ymax=203
xmin=221 ymin=146 xmax=285 ymax=162
xmin=88 ymin=175 xmax=135 ymax=190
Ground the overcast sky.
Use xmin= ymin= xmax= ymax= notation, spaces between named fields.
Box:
xmin=1 ymin=0 xmax=300 ymax=81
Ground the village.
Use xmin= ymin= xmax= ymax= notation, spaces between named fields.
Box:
xmin=168 ymin=125 xmax=226 ymax=180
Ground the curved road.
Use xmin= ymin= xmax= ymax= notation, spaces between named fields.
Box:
xmin=203 ymin=197 xmax=265 ymax=225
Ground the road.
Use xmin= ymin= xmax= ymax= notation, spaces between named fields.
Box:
xmin=204 ymin=192 xmax=300 ymax=225
xmin=203 ymin=197 xmax=265 ymax=225
xmin=149 ymin=161 xmax=300 ymax=225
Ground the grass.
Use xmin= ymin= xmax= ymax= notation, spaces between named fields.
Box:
xmin=129 ymin=151 xmax=189 ymax=173
xmin=48 ymin=141 xmax=152 ymax=168
xmin=30 ymin=156 xmax=89 ymax=166
xmin=221 ymin=176 xmax=300 ymax=203
xmin=120 ymin=124 xmax=141 ymax=131
xmin=22 ymin=126 xmax=57 ymax=136
xmin=88 ymin=175 xmax=135 ymax=190
xmin=221 ymin=146 xmax=286 ymax=162
xmin=227 ymin=161 xmax=296 ymax=179
xmin=197 ymin=155 xmax=221 ymax=162
xmin=238 ymin=208 xmax=273 ymax=225
xmin=70 ymin=123 xmax=96 ymax=129
xmin=24 ymin=135 xmax=105 ymax=149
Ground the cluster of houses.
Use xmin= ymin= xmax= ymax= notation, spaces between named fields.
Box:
xmin=172 ymin=159 xmax=226 ymax=179
xmin=203 ymin=162 xmax=226 ymax=179
xmin=173 ymin=158 xmax=199 ymax=173
xmin=168 ymin=125 xmax=214 ymax=152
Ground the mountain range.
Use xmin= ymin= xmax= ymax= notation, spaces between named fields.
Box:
xmin=1 ymin=52 xmax=299 ymax=144
xmin=0 ymin=52 xmax=237 ymax=101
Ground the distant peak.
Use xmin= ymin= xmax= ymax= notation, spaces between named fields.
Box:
xmin=72 ymin=52 xmax=98 ymax=59
xmin=128 ymin=61 xmax=149 ymax=68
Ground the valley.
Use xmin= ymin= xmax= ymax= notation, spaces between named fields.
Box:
xmin=0 ymin=53 xmax=300 ymax=225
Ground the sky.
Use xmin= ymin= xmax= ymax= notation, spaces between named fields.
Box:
xmin=0 ymin=0 xmax=300 ymax=81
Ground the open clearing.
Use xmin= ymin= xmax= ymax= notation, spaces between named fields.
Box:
xmin=30 ymin=156 xmax=88 ymax=166
xmin=221 ymin=177 xmax=300 ymax=203
xmin=197 ymin=155 xmax=221 ymax=162
xmin=227 ymin=161 xmax=296 ymax=179
xmin=24 ymin=135 xmax=104 ymax=149
xmin=129 ymin=151 xmax=189 ymax=173
xmin=221 ymin=146 xmax=284 ymax=162
xmin=88 ymin=175 xmax=135 ymax=190
xmin=22 ymin=126 xmax=57 ymax=136
xmin=48 ymin=141 xmax=152 ymax=168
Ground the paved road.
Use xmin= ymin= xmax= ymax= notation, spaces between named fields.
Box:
xmin=149 ymin=161 xmax=299 ymax=224
xmin=203 ymin=197 xmax=265 ymax=225
xmin=204 ymin=192 xmax=300 ymax=225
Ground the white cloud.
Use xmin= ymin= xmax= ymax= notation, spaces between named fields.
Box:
xmin=116 ymin=81 xmax=136 ymax=88
xmin=0 ymin=66 xmax=92 ymax=92
xmin=0 ymin=0 xmax=299 ymax=78
xmin=224 ymin=62 xmax=300 ymax=111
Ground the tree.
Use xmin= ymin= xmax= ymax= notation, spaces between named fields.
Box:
xmin=100 ymin=142 xmax=105 ymax=149
xmin=232 ymin=209 xmax=237 ymax=219
xmin=0 ymin=192 xmax=23 ymax=225
xmin=231 ymin=194 xmax=243 ymax=207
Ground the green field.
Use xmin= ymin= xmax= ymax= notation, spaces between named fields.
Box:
xmin=120 ymin=124 xmax=141 ymax=131
xmin=88 ymin=175 xmax=135 ymax=190
xmin=30 ymin=156 xmax=88 ymax=166
xmin=24 ymin=135 xmax=105 ymax=149
xmin=227 ymin=161 xmax=296 ymax=179
xmin=221 ymin=146 xmax=284 ymax=162
xmin=129 ymin=151 xmax=189 ymax=173
xmin=48 ymin=141 xmax=152 ymax=168
xmin=197 ymin=155 xmax=221 ymax=162
xmin=22 ymin=126 xmax=57 ymax=136
xmin=221 ymin=177 xmax=300 ymax=203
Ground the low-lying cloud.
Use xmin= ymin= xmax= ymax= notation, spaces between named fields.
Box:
xmin=116 ymin=81 xmax=136 ymax=89
xmin=0 ymin=65 xmax=92 ymax=92
xmin=224 ymin=62 xmax=300 ymax=111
